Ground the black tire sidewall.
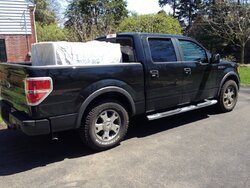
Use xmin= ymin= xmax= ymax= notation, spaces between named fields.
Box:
xmin=219 ymin=80 xmax=238 ymax=112
xmin=84 ymin=102 xmax=129 ymax=150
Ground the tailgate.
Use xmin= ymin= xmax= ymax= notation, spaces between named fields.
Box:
xmin=0 ymin=63 xmax=29 ymax=114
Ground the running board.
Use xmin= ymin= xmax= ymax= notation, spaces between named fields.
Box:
xmin=147 ymin=99 xmax=218 ymax=121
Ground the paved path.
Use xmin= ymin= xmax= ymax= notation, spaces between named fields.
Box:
xmin=0 ymin=88 xmax=250 ymax=188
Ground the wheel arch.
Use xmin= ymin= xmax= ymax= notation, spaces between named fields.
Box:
xmin=75 ymin=86 xmax=136 ymax=129
xmin=217 ymin=72 xmax=240 ymax=96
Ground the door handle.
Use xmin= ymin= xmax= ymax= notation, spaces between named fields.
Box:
xmin=150 ymin=70 xmax=159 ymax=78
xmin=184 ymin=68 xmax=191 ymax=75
xmin=198 ymin=61 xmax=209 ymax=65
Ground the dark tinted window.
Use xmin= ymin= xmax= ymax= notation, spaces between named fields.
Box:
xmin=97 ymin=37 xmax=135 ymax=62
xmin=116 ymin=38 xmax=135 ymax=62
xmin=179 ymin=40 xmax=207 ymax=62
xmin=148 ymin=38 xmax=177 ymax=62
xmin=0 ymin=39 xmax=7 ymax=62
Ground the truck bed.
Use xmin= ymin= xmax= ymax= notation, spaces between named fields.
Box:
xmin=0 ymin=62 xmax=145 ymax=120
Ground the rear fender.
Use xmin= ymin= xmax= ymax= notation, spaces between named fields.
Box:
xmin=75 ymin=86 xmax=135 ymax=129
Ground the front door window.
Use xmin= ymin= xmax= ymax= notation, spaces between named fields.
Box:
xmin=179 ymin=40 xmax=207 ymax=63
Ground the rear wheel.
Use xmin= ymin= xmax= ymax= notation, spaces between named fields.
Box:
xmin=217 ymin=80 xmax=238 ymax=112
xmin=80 ymin=101 xmax=129 ymax=151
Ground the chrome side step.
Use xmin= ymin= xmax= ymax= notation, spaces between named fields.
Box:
xmin=147 ymin=99 xmax=218 ymax=121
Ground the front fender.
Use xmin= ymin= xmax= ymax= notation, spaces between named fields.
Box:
xmin=217 ymin=71 xmax=240 ymax=96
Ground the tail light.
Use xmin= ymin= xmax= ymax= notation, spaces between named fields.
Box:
xmin=25 ymin=77 xmax=53 ymax=106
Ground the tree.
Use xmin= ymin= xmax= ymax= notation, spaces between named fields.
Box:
xmin=116 ymin=13 xmax=182 ymax=35
xmin=65 ymin=0 xmax=128 ymax=41
xmin=176 ymin=0 xmax=204 ymax=28
xmin=48 ymin=0 xmax=61 ymax=17
xmin=159 ymin=0 xmax=208 ymax=30
xmin=36 ymin=22 xmax=70 ymax=42
xmin=159 ymin=0 xmax=179 ymax=17
xmin=188 ymin=16 xmax=226 ymax=55
xmin=29 ymin=0 xmax=57 ymax=24
xmin=203 ymin=2 xmax=250 ymax=64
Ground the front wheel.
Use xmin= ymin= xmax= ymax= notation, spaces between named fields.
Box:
xmin=217 ymin=80 xmax=238 ymax=113
xmin=80 ymin=101 xmax=129 ymax=151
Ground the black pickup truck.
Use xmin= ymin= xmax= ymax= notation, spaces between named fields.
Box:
xmin=0 ymin=32 xmax=240 ymax=151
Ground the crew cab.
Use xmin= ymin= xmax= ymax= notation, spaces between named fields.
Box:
xmin=0 ymin=32 xmax=240 ymax=151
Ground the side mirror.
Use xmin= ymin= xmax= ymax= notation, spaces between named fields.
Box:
xmin=210 ymin=54 xmax=220 ymax=64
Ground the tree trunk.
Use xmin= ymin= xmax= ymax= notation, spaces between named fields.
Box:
xmin=188 ymin=0 xmax=192 ymax=27
xmin=173 ymin=0 xmax=176 ymax=17
xmin=240 ymin=44 xmax=245 ymax=64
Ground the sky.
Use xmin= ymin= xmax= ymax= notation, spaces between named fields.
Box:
xmin=59 ymin=0 xmax=171 ymax=25
xmin=126 ymin=0 xmax=171 ymax=15
xmin=60 ymin=0 xmax=171 ymax=16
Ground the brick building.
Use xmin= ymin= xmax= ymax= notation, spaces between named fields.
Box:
xmin=0 ymin=0 xmax=37 ymax=63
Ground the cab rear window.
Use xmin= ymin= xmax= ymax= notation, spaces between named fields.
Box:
xmin=97 ymin=37 xmax=136 ymax=62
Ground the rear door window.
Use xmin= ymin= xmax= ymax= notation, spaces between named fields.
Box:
xmin=148 ymin=38 xmax=177 ymax=62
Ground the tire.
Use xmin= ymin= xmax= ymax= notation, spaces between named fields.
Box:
xmin=79 ymin=100 xmax=129 ymax=151
xmin=217 ymin=80 xmax=238 ymax=113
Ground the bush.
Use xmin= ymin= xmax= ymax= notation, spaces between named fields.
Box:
xmin=36 ymin=22 xmax=70 ymax=42
xmin=117 ymin=13 xmax=182 ymax=35
xmin=223 ymin=55 xmax=236 ymax=62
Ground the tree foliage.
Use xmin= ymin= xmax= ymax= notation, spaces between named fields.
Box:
xmin=65 ymin=0 xmax=128 ymax=41
xmin=176 ymin=0 xmax=204 ymax=27
xmin=159 ymin=0 xmax=178 ymax=16
xmin=204 ymin=3 xmax=250 ymax=64
xmin=159 ymin=0 xmax=205 ymax=28
xmin=158 ymin=0 xmax=250 ymax=63
xmin=29 ymin=0 xmax=57 ymax=25
xmin=159 ymin=0 xmax=250 ymax=30
xmin=36 ymin=22 xmax=69 ymax=42
xmin=116 ymin=13 xmax=182 ymax=34
xmin=189 ymin=1 xmax=250 ymax=64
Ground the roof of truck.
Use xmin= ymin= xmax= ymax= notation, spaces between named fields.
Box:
xmin=119 ymin=32 xmax=188 ymax=38
xmin=97 ymin=32 xmax=193 ymax=41
xmin=123 ymin=32 xmax=195 ymax=41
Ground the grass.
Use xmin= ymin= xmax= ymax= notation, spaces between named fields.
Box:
xmin=0 ymin=116 xmax=2 ymax=123
xmin=239 ymin=67 xmax=250 ymax=86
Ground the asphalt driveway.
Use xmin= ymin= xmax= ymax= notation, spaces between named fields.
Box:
xmin=0 ymin=87 xmax=250 ymax=188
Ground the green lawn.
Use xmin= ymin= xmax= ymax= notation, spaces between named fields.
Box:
xmin=240 ymin=67 xmax=250 ymax=86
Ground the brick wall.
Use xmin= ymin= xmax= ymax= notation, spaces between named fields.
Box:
xmin=0 ymin=6 xmax=36 ymax=63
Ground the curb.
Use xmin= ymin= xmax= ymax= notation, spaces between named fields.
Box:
xmin=240 ymin=85 xmax=250 ymax=88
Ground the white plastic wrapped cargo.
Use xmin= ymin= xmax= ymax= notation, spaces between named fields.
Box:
xmin=31 ymin=41 xmax=122 ymax=66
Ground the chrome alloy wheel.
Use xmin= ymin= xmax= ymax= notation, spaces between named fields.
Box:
xmin=95 ymin=110 xmax=121 ymax=141
xmin=223 ymin=86 xmax=236 ymax=107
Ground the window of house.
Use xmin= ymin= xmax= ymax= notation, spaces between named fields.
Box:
xmin=148 ymin=38 xmax=177 ymax=62
xmin=0 ymin=39 xmax=7 ymax=62
xmin=179 ymin=40 xmax=207 ymax=62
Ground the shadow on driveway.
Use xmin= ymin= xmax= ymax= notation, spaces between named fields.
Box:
xmin=0 ymin=106 xmax=217 ymax=176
